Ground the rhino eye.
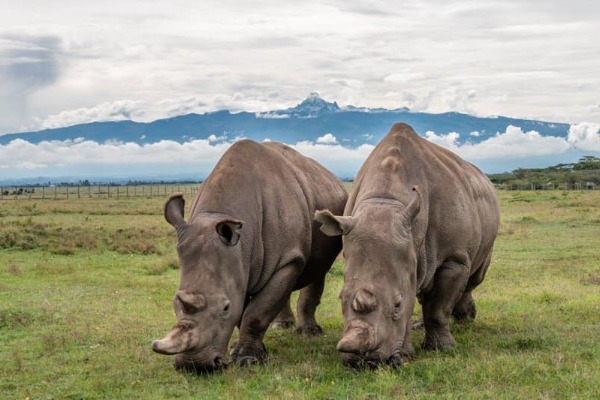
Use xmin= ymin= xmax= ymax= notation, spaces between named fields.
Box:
xmin=393 ymin=295 xmax=402 ymax=309
xmin=223 ymin=301 xmax=231 ymax=313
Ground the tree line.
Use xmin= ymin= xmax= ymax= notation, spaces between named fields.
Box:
xmin=488 ymin=156 xmax=600 ymax=189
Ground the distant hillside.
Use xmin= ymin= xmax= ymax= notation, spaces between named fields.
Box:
xmin=0 ymin=93 xmax=570 ymax=147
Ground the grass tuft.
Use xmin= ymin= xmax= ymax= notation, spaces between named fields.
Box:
xmin=0 ymin=309 xmax=38 ymax=330
xmin=7 ymin=262 xmax=22 ymax=275
xmin=582 ymin=273 xmax=600 ymax=286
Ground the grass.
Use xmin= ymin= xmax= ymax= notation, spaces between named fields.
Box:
xmin=1 ymin=190 xmax=599 ymax=399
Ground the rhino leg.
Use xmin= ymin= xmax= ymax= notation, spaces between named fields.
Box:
xmin=452 ymin=291 xmax=476 ymax=322
xmin=421 ymin=260 xmax=470 ymax=351
xmin=452 ymin=252 xmax=491 ymax=323
xmin=271 ymin=297 xmax=296 ymax=329
xmin=231 ymin=262 xmax=301 ymax=366
xmin=295 ymin=277 xmax=325 ymax=336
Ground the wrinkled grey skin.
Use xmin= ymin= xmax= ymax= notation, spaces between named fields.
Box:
xmin=152 ymin=140 xmax=347 ymax=374
xmin=316 ymin=123 xmax=499 ymax=368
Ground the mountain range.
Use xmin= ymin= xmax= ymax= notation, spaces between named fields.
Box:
xmin=0 ymin=93 xmax=570 ymax=147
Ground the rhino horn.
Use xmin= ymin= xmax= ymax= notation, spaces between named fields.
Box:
xmin=402 ymin=186 xmax=421 ymax=223
xmin=151 ymin=320 xmax=197 ymax=355
xmin=352 ymin=288 xmax=377 ymax=314
xmin=336 ymin=322 xmax=375 ymax=354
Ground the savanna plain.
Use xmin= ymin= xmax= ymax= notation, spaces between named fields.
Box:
xmin=1 ymin=187 xmax=599 ymax=399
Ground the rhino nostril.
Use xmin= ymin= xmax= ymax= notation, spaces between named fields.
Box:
xmin=213 ymin=356 xmax=223 ymax=367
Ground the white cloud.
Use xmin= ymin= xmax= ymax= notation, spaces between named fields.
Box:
xmin=425 ymin=131 xmax=461 ymax=150
xmin=470 ymin=131 xmax=480 ymax=137
xmin=256 ymin=112 xmax=289 ymax=119
xmin=0 ymin=138 xmax=231 ymax=170
xmin=425 ymin=125 xmax=572 ymax=160
xmin=207 ymin=134 xmax=229 ymax=143
xmin=567 ymin=122 xmax=600 ymax=151
xmin=316 ymin=133 xmax=338 ymax=144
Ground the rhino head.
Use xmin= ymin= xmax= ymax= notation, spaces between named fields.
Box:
xmin=152 ymin=194 xmax=247 ymax=374
xmin=315 ymin=187 xmax=421 ymax=368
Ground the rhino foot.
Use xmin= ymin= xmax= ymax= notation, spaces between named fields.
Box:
xmin=230 ymin=341 xmax=267 ymax=366
xmin=296 ymin=323 xmax=323 ymax=336
xmin=422 ymin=334 xmax=457 ymax=351
xmin=271 ymin=320 xmax=296 ymax=329
xmin=452 ymin=303 xmax=477 ymax=323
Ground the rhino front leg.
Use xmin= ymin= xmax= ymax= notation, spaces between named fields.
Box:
xmin=271 ymin=297 xmax=296 ymax=329
xmin=231 ymin=262 xmax=301 ymax=366
xmin=295 ymin=276 xmax=325 ymax=336
xmin=421 ymin=260 xmax=470 ymax=351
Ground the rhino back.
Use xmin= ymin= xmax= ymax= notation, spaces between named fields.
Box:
xmin=190 ymin=139 xmax=346 ymax=294
xmin=263 ymin=141 xmax=348 ymax=288
xmin=349 ymin=123 xmax=499 ymax=290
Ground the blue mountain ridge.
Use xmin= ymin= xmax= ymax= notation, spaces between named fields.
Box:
xmin=0 ymin=93 xmax=570 ymax=146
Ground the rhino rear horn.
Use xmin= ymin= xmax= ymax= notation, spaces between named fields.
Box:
xmin=352 ymin=289 xmax=377 ymax=314
xmin=402 ymin=186 xmax=421 ymax=223
xmin=314 ymin=209 xmax=356 ymax=236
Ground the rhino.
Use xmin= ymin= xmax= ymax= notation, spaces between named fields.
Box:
xmin=315 ymin=123 xmax=499 ymax=368
xmin=152 ymin=140 xmax=347 ymax=373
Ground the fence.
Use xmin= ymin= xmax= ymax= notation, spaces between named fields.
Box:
xmin=496 ymin=182 xmax=598 ymax=191
xmin=0 ymin=184 xmax=199 ymax=200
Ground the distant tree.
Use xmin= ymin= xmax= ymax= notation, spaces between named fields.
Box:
xmin=575 ymin=156 xmax=600 ymax=170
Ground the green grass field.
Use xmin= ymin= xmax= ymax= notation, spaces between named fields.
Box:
xmin=1 ymin=189 xmax=599 ymax=399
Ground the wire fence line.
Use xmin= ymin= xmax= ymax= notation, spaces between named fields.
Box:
xmin=1 ymin=180 xmax=597 ymax=201
xmin=495 ymin=182 xmax=597 ymax=191
xmin=0 ymin=184 xmax=200 ymax=200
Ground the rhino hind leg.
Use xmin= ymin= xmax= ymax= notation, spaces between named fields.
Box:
xmin=295 ymin=277 xmax=325 ymax=336
xmin=452 ymin=251 xmax=492 ymax=323
xmin=271 ymin=297 xmax=296 ymax=329
xmin=452 ymin=291 xmax=476 ymax=322
xmin=421 ymin=260 xmax=471 ymax=351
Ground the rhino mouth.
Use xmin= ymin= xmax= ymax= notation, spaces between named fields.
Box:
xmin=173 ymin=351 xmax=228 ymax=375
xmin=340 ymin=349 xmax=407 ymax=370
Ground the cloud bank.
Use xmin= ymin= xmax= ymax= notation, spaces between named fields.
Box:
xmin=2 ymin=124 xmax=599 ymax=180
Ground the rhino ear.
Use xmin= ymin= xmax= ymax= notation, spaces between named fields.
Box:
xmin=216 ymin=219 xmax=243 ymax=246
xmin=165 ymin=193 xmax=186 ymax=229
xmin=314 ymin=209 xmax=356 ymax=236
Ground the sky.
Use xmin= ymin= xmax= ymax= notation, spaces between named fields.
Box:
xmin=1 ymin=0 xmax=600 ymax=180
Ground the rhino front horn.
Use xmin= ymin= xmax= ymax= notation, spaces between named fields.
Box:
xmin=152 ymin=320 xmax=197 ymax=355
xmin=336 ymin=321 xmax=375 ymax=354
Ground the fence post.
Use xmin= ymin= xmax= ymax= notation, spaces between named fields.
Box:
xmin=0 ymin=187 xmax=2 ymax=200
